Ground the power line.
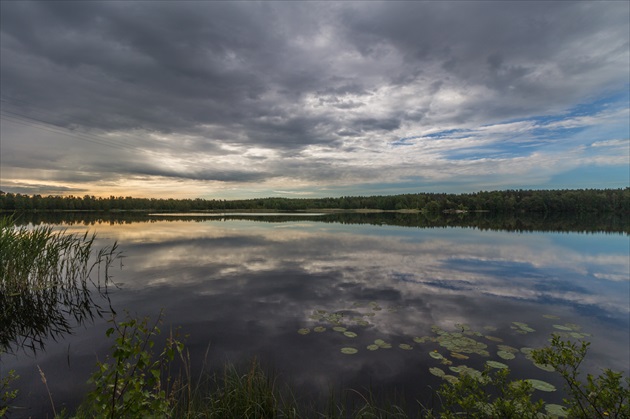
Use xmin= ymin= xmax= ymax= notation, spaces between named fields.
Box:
xmin=0 ymin=110 xmax=133 ymax=151
xmin=0 ymin=98 xmax=158 ymax=152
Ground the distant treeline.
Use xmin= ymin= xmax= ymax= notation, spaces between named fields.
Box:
xmin=1 ymin=188 xmax=628 ymax=215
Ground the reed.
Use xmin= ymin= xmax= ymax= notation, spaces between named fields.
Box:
xmin=0 ymin=215 xmax=119 ymax=353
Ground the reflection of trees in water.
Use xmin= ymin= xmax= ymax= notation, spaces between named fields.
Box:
xmin=0 ymin=217 xmax=120 ymax=353
xmin=14 ymin=211 xmax=628 ymax=234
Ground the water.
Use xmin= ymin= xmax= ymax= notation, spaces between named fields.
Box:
xmin=3 ymin=213 xmax=629 ymax=416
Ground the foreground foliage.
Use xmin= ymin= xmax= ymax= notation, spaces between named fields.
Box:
xmin=64 ymin=312 xmax=628 ymax=418
xmin=1 ymin=216 xmax=118 ymax=416
xmin=0 ymin=216 xmax=119 ymax=353
xmin=77 ymin=312 xmax=185 ymax=418
xmin=532 ymin=336 xmax=629 ymax=418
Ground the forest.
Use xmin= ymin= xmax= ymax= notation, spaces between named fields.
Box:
xmin=0 ymin=188 xmax=628 ymax=215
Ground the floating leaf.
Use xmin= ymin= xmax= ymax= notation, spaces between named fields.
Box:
xmin=525 ymin=379 xmax=556 ymax=392
xmin=374 ymin=338 xmax=392 ymax=348
xmin=438 ymin=333 xmax=489 ymax=355
xmin=543 ymin=314 xmax=560 ymax=320
xmin=343 ymin=331 xmax=358 ymax=338
xmin=443 ymin=375 xmax=459 ymax=384
xmin=332 ymin=326 xmax=347 ymax=332
xmin=297 ymin=328 xmax=310 ymax=335
xmin=414 ymin=336 xmax=431 ymax=344
xmin=553 ymin=325 xmax=572 ymax=331
xmin=483 ymin=326 xmax=498 ymax=332
xmin=431 ymin=325 xmax=446 ymax=335
xmin=429 ymin=367 xmax=445 ymax=377
xmin=450 ymin=352 xmax=469 ymax=360
xmin=497 ymin=345 xmax=519 ymax=353
xmin=497 ymin=350 xmax=516 ymax=360
xmin=366 ymin=344 xmax=379 ymax=351
xmin=340 ymin=347 xmax=358 ymax=355
xmin=485 ymin=335 xmax=503 ymax=342
xmin=459 ymin=366 xmax=483 ymax=381
xmin=545 ymin=404 xmax=568 ymax=417
xmin=398 ymin=343 xmax=413 ymax=350
xmin=486 ymin=360 xmax=509 ymax=369
xmin=533 ymin=362 xmax=555 ymax=372
xmin=313 ymin=326 xmax=326 ymax=333
xmin=429 ymin=351 xmax=444 ymax=360
xmin=520 ymin=347 xmax=534 ymax=355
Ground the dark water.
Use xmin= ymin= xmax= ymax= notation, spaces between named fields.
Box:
xmin=3 ymin=213 xmax=629 ymax=416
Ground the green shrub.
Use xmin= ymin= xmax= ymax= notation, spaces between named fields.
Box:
xmin=77 ymin=312 xmax=184 ymax=418
xmin=532 ymin=335 xmax=629 ymax=418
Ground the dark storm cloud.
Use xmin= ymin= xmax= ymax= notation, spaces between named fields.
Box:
xmin=1 ymin=1 xmax=628 ymax=191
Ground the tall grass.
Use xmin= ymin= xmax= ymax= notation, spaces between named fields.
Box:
xmin=0 ymin=215 xmax=119 ymax=352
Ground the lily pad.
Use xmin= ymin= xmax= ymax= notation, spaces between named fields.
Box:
xmin=343 ymin=331 xmax=358 ymax=338
xmin=340 ymin=347 xmax=358 ymax=355
xmin=483 ymin=326 xmax=498 ymax=332
xmin=429 ymin=367 xmax=445 ymax=377
xmin=525 ymin=379 xmax=556 ymax=392
xmin=443 ymin=375 xmax=459 ymax=384
xmin=454 ymin=323 xmax=471 ymax=331
xmin=510 ymin=321 xmax=536 ymax=333
xmin=332 ymin=326 xmax=347 ymax=332
xmin=552 ymin=324 xmax=573 ymax=331
xmin=437 ymin=333 xmax=489 ymax=355
xmin=374 ymin=339 xmax=386 ymax=345
xmin=366 ymin=344 xmax=379 ymax=351
xmin=497 ymin=345 xmax=519 ymax=353
xmin=297 ymin=328 xmax=310 ymax=335
xmin=398 ymin=343 xmax=413 ymax=350
xmin=486 ymin=360 xmax=509 ymax=369
xmin=450 ymin=352 xmax=469 ymax=360
xmin=313 ymin=326 xmax=326 ymax=333
xmin=545 ymin=404 xmax=568 ymax=417
xmin=533 ymin=362 xmax=555 ymax=372
xmin=429 ymin=351 xmax=444 ymax=360
xmin=485 ymin=335 xmax=503 ymax=342
xmin=497 ymin=350 xmax=516 ymax=360
xmin=414 ymin=336 xmax=431 ymax=344
xmin=543 ymin=314 xmax=560 ymax=320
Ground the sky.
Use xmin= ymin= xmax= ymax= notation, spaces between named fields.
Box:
xmin=1 ymin=1 xmax=628 ymax=200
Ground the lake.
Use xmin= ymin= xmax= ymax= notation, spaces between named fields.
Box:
xmin=3 ymin=213 xmax=629 ymax=416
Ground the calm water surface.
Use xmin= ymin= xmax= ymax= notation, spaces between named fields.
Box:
xmin=4 ymin=215 xmax=629 ymax=416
